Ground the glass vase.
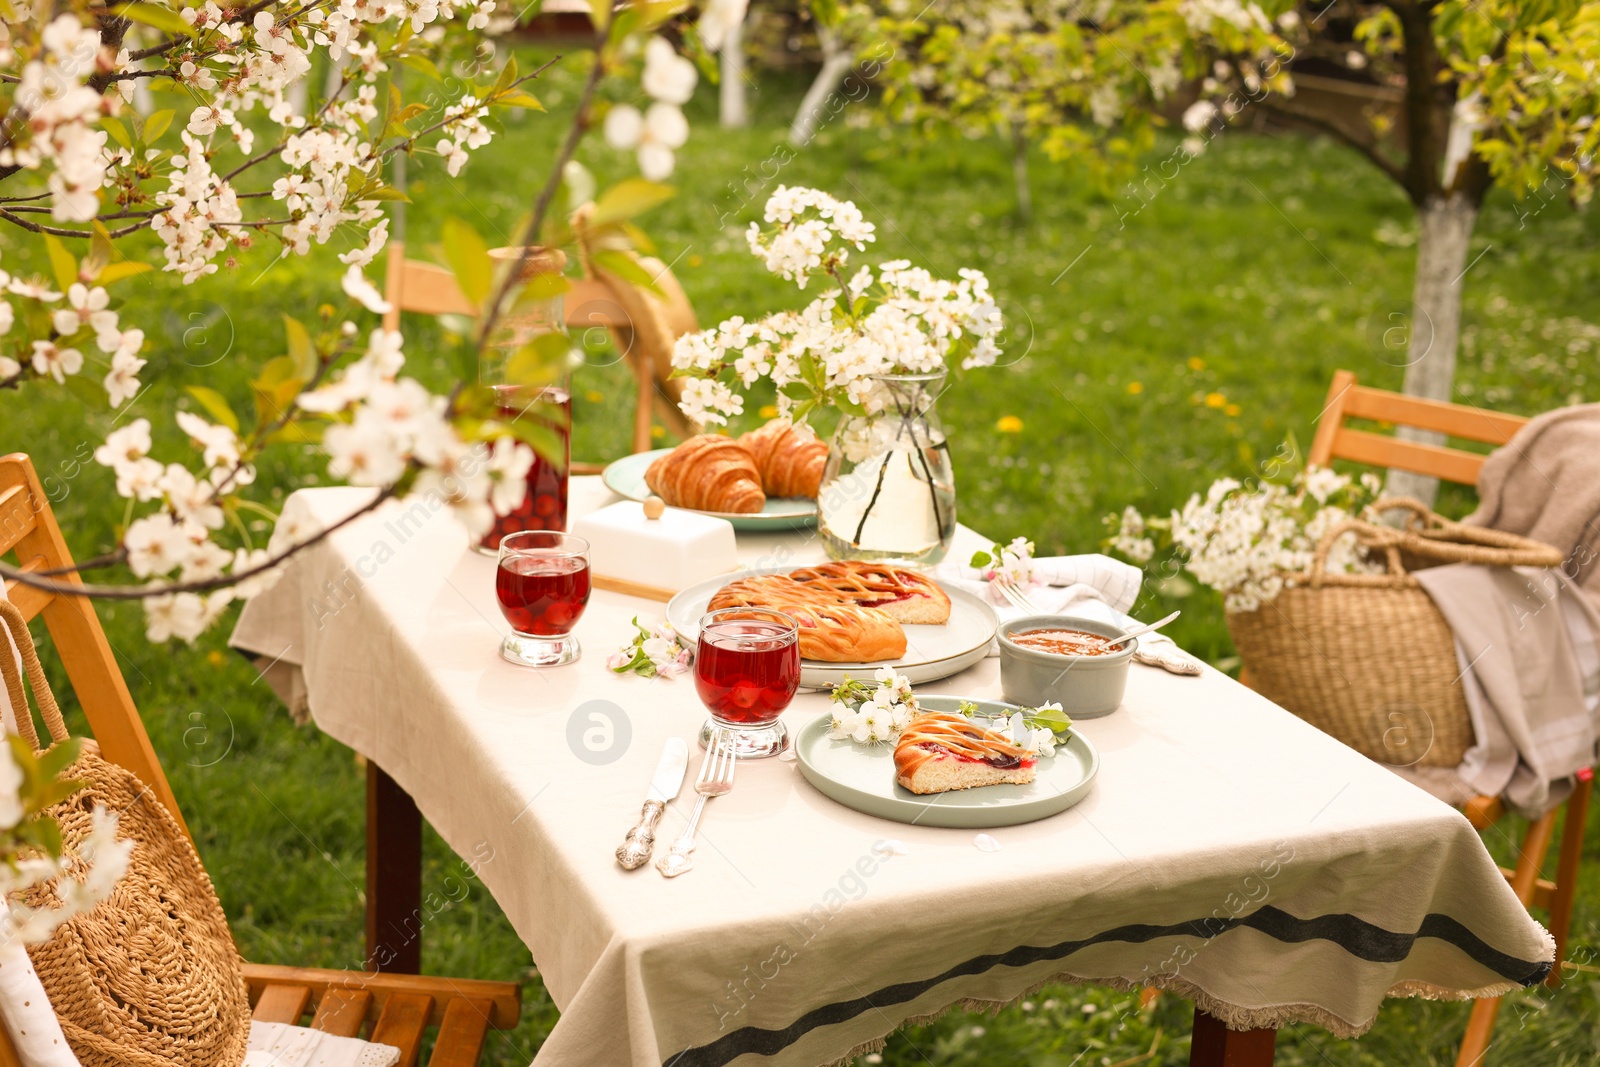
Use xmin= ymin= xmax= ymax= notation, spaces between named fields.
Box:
xmin=817 ymin=372 xmax=956 ymax=565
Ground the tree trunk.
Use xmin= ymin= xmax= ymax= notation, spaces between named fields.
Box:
xmin=1011 ymin=125 xmax=1032 ymax=224
xmin=1385 ymin=193 xmax=1479 ymax=507
xmin=789 ymin=24 xmax=855 ymax=145
xmin=719 ymin=13 xmax=749 ymax=128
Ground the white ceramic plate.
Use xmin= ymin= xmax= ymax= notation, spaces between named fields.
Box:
xmin=793 ymin=696 xmax=1100 ymax=828
xmin=601 ymin=449 xmax=817 ymax=531
xmin=666 ymin=568 xmax=998 ymax=689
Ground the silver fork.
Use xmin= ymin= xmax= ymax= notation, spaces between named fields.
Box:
xmin=656 ymin=730 xmax=737 ymax=878
xmin=991 ymin=574 xmax=1043 ymax=614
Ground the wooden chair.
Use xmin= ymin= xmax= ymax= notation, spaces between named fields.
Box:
xmin=1303 ymin=370 xmax=1588 ymax=1067
xmin=0 ymin=453 xmax=521 ymax=1067
xmin=381 ymin=209 xmax=698 ymax=472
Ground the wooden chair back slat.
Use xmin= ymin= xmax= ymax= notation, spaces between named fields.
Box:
xmin=311 ymin=988 xmax=373 ymax=1037
xmin=1306 ymin=369 xmax=1529 ymax=485
xmin=1340 ymin=386 xmax=1527 ymax=445
xmin=371 ymin=992 xmax=435 ymax=1067
xmin=253 ymin=984 xmax=313 ymax=1024
xmin=0 ymin=455 xmax=188 ymax=838
xmin=426 ymin=999 xmax=495 ymax=1067
xmin=1328 ymin=427 xmax=1495 ymax=487
xmin=241 ymin=963 xmax=521 ymax=1029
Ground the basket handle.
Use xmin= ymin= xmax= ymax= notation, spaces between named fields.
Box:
xmin=0 ymin=600 xmax=72 ymax=754
xmin=1309 ymin=519 xmax=1407 ymax=588
xmin=1370 ymin=497 xmax=1442 ymax=532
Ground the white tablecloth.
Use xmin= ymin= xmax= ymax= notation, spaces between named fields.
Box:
xmin=230 ymin=480 xmax=1553 ymax=1067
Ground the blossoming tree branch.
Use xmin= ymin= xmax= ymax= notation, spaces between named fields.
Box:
xmin=0 ymin=0 xmax=747 ymax=641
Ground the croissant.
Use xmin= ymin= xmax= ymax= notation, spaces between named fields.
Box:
xmin=738 ymin=420 xmax=828 ymax=499
xmin=645 ymin=435 xmax=766 ymax=514
xmin=893 ymin=712 xmax=1037 ymax=794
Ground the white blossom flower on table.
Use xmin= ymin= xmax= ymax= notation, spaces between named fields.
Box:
xmin=827 ymin=671 xmax=919 ymax=745
xmin=609 ymin=617 xmax=692 ymax=679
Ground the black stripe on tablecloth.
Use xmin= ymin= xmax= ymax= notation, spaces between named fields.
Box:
xmin=662 ymin=905 xmax=1551 ymax=1067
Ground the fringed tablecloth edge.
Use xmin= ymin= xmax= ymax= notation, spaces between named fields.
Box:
xmin=815 ymin=964 xmax=1552 ymax=1067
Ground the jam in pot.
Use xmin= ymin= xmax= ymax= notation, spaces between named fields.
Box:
xmin=1009 ymin=627 xmax=1120 ymax=657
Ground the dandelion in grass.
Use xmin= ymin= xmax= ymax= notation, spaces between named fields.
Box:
xmin=996 ymin=415 xmax=1023 ymax=433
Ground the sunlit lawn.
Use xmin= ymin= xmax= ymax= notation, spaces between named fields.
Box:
xmin=3 ymin=50 xmax=1599 ymax=1065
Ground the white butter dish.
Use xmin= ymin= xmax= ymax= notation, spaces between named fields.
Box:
xmin=573 ymin=500 xmax=737 ymax=598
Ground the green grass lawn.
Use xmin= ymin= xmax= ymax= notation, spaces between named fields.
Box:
xmin=3 ymin=54 xmax=1600 ymax=1066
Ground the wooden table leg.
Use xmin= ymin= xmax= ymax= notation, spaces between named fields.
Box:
xmin=366 ymin=761 xmax=423 ymax=974
xmin=1190 ymin=1006 xmax=1276 ymax=1067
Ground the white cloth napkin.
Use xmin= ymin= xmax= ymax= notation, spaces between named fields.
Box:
xmin=931 ymin=553 xmax=1203 ymax=675
xmin=243 ymin=1022 xmax=400 ymax=1067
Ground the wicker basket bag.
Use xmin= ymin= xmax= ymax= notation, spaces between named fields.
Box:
xmin=0 ymin=600 xmax=249 ymax=1067
xmin=1225 ymin=499 xmax=1566 ymax=768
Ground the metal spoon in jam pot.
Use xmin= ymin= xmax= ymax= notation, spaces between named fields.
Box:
xmin=1111 ymin=610 xmax=1181 ymax=648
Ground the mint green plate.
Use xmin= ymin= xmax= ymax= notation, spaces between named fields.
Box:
xmin=601 ymin=448 xmax=817 ymax=531
xmin=793 ymin=696 xmax=1099 ymax=829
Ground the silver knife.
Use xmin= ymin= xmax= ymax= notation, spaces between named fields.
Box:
xmin=616 ymin=738 xmax=689 ymax=869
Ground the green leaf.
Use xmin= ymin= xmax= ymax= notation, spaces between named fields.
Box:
xmin=495 ymin=92 xmax=545 ymax=111
xmin=356 ymin=183 xmax=412 ymax=203
xmin=1023 ymin=706 xmax=1074 ymax=734
xmin=500 ymin=414 xmax=565 ymax=465
xmin=252 ymin=356 xmax=306 ymax=425
xmin=441 ymin=217 xmax=492 ymax=306
xmin=265 ymin=422 xmax=325 ymax=445
xmin=969 ymin=550 xmax=994 ymax=569
xmin=42 ymin=234 xmax=77 ymax=292
xmin=492 ymin=55 xmax=519 ymax=96
xmin=97 ymin=261 xmax=153 ymax=285
xmin=505 ymin=333 xmax=571 ymax=387
xmin=143 ymin=108 xmax=175 ymax=144
xmin=282 ymin=315 xmax=316 ymax=379
xmin=588 ymin=179 xmax=676 ymax=227
xmin=382 ymin=81 xmax=406 ymax=138
xmin=102 ymin=116 xmax=131 ymax=149
xmin=399 ymin=54 xmax=443 ymax=81
xmin=185 ymin=385 xmax=240 ymax=432
xmin=514 ymin=271 xmax=571 ymax=303
xmin=113 ymin=2 xmax=198 ymax=37
xmin=83 ymin=224 xmax=115 ymax=280
xmin=591 ymin=249 xmax=665 ymax=296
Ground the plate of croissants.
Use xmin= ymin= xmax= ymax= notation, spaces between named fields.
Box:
xmin=793 ymin=696 xmax=1099 ymax=828
xmin=601 ymin=419 xmax=825 ymax=530
xmin=666 ymin=560 xmax=999 ymax=689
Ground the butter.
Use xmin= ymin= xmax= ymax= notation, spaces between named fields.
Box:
xmin=573 ymin=500 xmax=737 ymax=593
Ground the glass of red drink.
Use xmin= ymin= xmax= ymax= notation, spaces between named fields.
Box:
xmin=477 ymin=384 xmax=571 ymax=556
xmin=495 ymin=531 xmax=590 ymax=667
xmin=694 ymin=607 xmax=802 ymax=759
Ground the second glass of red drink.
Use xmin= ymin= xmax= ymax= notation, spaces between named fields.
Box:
xmin=694 ymin=607 xmax=802 ymax=758
xmin=495 ymin=531 xmax=590 ymax=667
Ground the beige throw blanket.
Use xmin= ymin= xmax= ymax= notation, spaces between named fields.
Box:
xmin=1414 ymin=564 xmax=1600 ymax=816
xmin=1466 ymin=403 xmax=1600 ymax=611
